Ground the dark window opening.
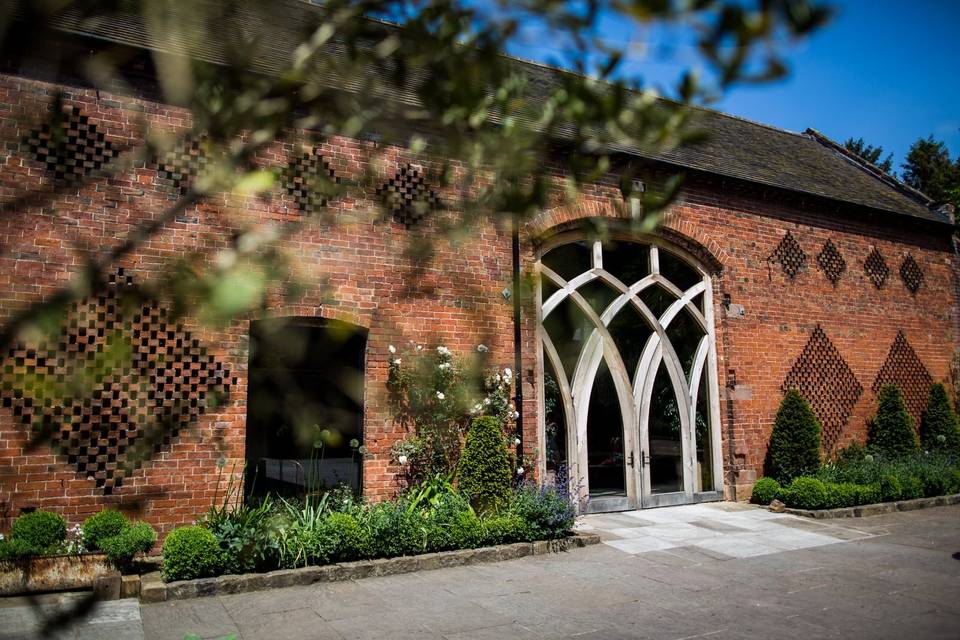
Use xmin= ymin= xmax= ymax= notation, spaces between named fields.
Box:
xmin=245 ymin=318 xmax=366 ymax=501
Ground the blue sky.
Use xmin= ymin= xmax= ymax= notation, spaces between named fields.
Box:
xmin=499 ymin=0 xmax=960 ymax=174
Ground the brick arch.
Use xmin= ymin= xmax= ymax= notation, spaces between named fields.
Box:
xmin=528 ymin=200 xmax=727 ymax=274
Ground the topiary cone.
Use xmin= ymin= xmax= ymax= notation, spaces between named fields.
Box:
xmin=868 ymin=384 xmax=918 ymax=458
xmin=766 ymin=389 xmax=822 ymax=483
xmin=920 ymin=383 xmax=960 ymax=456
xmin=457 ymin=415 xmax=513 ymax=515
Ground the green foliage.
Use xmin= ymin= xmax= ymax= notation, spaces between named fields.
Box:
xmin=361 ymin=502 xmax=429 ymax=558
xmin=766 ymin=390 xmax=822 ymax=482
xmin=843 ymin=137 xmax=893 ymax=174
xmin=869 ymin=385 xmax=918 ymax=457
xmin=0 ymin=538 xmax=40 ymax=561
xmin=161 ymin=526 xmax=224 ymax=582
xmin=458 ymin=415 xmax=513 ymax=515
xmin=481 ymin=514 xmax=530 ymax=546
xmin=422 ymin=492 xmax=483 ymax=552
xmin=780 ymin=477 xmax=828 ymax=510
xmin=920 ymin=383 xmax=960 ymax=456
xmin=901 ymin=135 xmax=960 ymax=207
xmin=510 ymin=483 xmax=576 ymax=540
xmin=204 ymin=498 xmax=280 ymax=574
xmin=82 ymin=510 xmax=130 ymax=551
xmin=99 ymin=522 xmax=157 ymax=567
xmin=11 ymin=510 xmax=66 ymax=552
xmin=322 ymin=512 xmax=366 ymax=562
xmin=835 ymin=441 xmax=869 ymax=463
xmin=750 ymin=477 xmax=781 ymax=505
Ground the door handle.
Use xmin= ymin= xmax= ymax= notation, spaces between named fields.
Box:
xmin=627 ymin=451 xmax=635 ymax=468
xmin=641 ymin=451 xmax=650 ymax=467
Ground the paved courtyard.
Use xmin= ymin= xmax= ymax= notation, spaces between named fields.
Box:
xmin=3 ymin=503 xmax=959 ymax=639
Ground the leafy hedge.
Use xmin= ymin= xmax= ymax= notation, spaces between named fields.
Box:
xmin=162 ymin=480 xmax=577 ymax=582
xmin=752 ymin=451 xmax=960 ymax=510
xmin=869 ymin=384 xmax=918 ymax=457
xmin=766 ymin=390 xmax=821 ymax=483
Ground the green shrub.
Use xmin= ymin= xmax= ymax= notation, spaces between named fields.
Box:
xmin=780 ymin=477 xmax=828 ymax=510
xmin=82 ymin=510 xmax=130 ymax=551
xmin=869 ymin=384 xmax=918 ymax=457
xmin=361 ymin=502 xmax=428 ymax=558
xmin=750 ymin=477 xmax=781 ymax=505
xmin=511 ymin=483 xmax=575 ymax=539
xmin=878 ymin=474 xmax=903 ymax=502
xmin=161 ymin=526 xmax=224 ymax=582
xmin=920 ymin=383 xmax=960 ymax=456
xmin=323 ymin=512 xmax=366 ymax=562
xmin=0 ymin=538 xmax=39 ymax=561
xmin=947 ymin=469 xmax=960 ymax=495
xmin=99 ymin=522 xmax=157 ymax=567
xmin=899 ymin=475 xmax=923 ymax=500
xmin=457 ymin=415 xmax=513 ymax=515
xmin=482 ymin=514 xmax=529 ymax=546
xmin=11 ymin=510 xmax=66 ymax=551
xmin=835 ymin=441 xmax=869 ymax=463
xmin=766 ymin=390 xmax=822 ymax=483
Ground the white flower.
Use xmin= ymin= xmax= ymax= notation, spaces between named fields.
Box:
xmin=436 ymin=391 xmax=445 ymax=400
xmin=516 ymin=467 xmax=525 ymax=475
xmin=503 ymin=368 xmax=513 ymax=379
xmin=514 ymin=437 xmax=521 ymax=446
xmin=477 ymin=344 xmax=489 ymax=353
xmin=437 ymin=345 xmax=451 ymax=356
xmin=483 ymin=398 xmax=491 ymax=405
xmin=393 ymin=358 xmax=402 ymax=365
xmin=0 ymin=533 xmax=4 ymax=541
xmin=474 ymin=403 xmax=483 ymax=412
xmin=438 ymin=362 xmax=451 ymax=370
xmin=388 ymin=345 xmax=396 ymax=354
xmin=416 ymin=345 xmax=423 ymax=351
xmin=398 ymin=454 xmax=408 ymax=465
xmin=512 ymin=411 xmax=520 ymax=419
xmin=494 ymin=374 xmax=501 ymax=383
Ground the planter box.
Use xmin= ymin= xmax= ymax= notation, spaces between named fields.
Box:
xmin=0 ymin=553 xmax=115 ymax=596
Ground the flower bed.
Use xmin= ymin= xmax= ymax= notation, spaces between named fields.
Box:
xmin=161 ymin=480 xmax=577 ymax=582
xmin=752 ymin=451 xmax=960 ymax=510
xmin=0 ymin=508 xmax=156 ymax=595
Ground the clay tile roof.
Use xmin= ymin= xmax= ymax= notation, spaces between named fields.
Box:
xmin=14 ymin=0 xmax=949 ymax=226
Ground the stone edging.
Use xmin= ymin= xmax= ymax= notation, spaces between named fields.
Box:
xmin=777 ymin=493 xmax=960 ymax=520
xmin=139 ymin=533 xmax=600 ymax=603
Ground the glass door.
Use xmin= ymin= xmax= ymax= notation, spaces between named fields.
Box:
xmin=538 ymin=235 xmax=722 ymax=512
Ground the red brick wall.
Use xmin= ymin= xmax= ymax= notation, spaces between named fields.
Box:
xmin=0 ymin=72 xmax=957 ymax=535
xmin=533 ymin=174 xmax=959 ymax=499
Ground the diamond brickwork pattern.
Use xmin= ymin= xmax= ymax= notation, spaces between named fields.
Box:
xmin=782 ymin=324 xmax=863 ymax=451
xmin=872 ymin=330 xmax=932 ymax=426
xmin=817 ymin=239 xmax=846 ymax=286
xmin=769 ymin=231 xmax=806 ymax=279
xmin=0 ymin=269 xmax=233 ymax=494
xmin=155 ymin=137 xmax=211 ymax=194
xmin=377 ymin=164 xmax=440 ymax=228
xmin=864 ymin=247 xmax=890 ymax=289
xmin=22 ymin=106 xmax=118 ymax=183
xmin=899 ymin=255 xmax=924 ymax=295
xmin=282 ymin=149 xmax=339 ymax=213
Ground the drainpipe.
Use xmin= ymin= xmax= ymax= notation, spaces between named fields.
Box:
xmin=512 ymin=210 xmax=524 ymax=465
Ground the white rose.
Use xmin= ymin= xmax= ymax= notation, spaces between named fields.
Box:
xmin=477 ymin=344 xmax=489 ymax=353
xmin=393 ymin=358 xmax=402 ymax=365
xmin=398 ymin=454 xmax=408 ymax=465
xmin=437 ymin=346 xmax=451 ymax=356
xmin=516 ymin=467 xmax=525 ymax=475
xmin=436 ymin=391 xmax=445 ymax=400
xmin=512 ymin=411 xmax=520 ymax=419
xmin=388 ymin=345 xmax=396 ymax=354
xmin=514 ymin=437 xmax=521 ymax=446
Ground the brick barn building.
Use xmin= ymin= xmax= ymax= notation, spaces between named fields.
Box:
xmin=0 ymin=2 xmax=957 ymax=534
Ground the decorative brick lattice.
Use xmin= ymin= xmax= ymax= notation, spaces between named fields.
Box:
xmin=899 ymin=255 xmax=924 ymax=295
xmin=282 ymin=149 xmax=339 ymax=213
xmin=782 ymin=324 xmax=863 ymax=451
xmin=872 ymin=330 xmax=932 ymax=426
xmin=0 ymin=269 xmax=233 ymax=494
xmin=768 ymin=231 xmax=806 ymax=279
xmin=155 ymin=137 xmax=211 ymax=194
xmin=864 ymin=247 xmax=890 ymax=289
xmin=377 ymin=164 xmax=440 ymax=228
xmin=22 ymin=106 xmax=117 ymax=183
xmin=816 ymin=239 xmax=846 ymax=286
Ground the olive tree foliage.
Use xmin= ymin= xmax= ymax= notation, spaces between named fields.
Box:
xmin=0 ymin=0 xmax=831 ymax=450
